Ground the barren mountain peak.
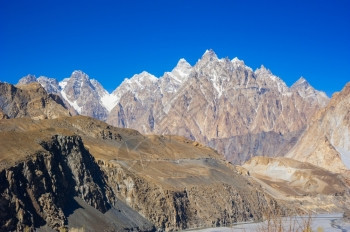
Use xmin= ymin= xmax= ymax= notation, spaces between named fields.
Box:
xmin=201 ymin=49 xmax=218 ymax=60
xmin=255 ymin=64 xmax=272 ymax=75
xmin=72 ymin=70 xmax=86 ymax=75
xmin=71 ymin=70 xmax=89 ymax=80
xmin=130 ymin=71 xmax=158 ymax=82
xmin=174 ymin=58 xmax=191 ymax=69
xmin=17 ymin=74 xmax=37 ymax=85
xmin=231 ymin=56 xmax=251 ymax=70
xmin=178 ymin=57 xmax=190 ymax=64
xmin=287 ymin=81 xmax=349 ymax=173
xmin=231 ymin=56 xmax=243 ymax=63
xmin=291 ymin=76 xmax=310 ymax=88
xmin=169 ymin=58 xmax=193 ymax=82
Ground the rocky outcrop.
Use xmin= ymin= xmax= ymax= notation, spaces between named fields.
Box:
xmin=107 ymin=50 xmax=328 ymax=164
xmin=58 ymin=71 xmax=109 ymax=120
xmin=0 ymin=116 xmax=298 ymax=231
xmin=0 ymin=82 xmax=70 ymax=119
xmin=99 ymin=159 xmax=291 ymax=230
xmin=287 ymin=82 xmax=350 ymax=173
xmin=0 ymin=108 xmax=8 ymax=119
xmin=0 ymin=134 xmax=154 ymax=232
xmin=0 ymin=135 xmax=112 ymax=231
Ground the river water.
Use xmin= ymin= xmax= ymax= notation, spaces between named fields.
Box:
xmin=186 ymin=213 xmax=350 ymax=232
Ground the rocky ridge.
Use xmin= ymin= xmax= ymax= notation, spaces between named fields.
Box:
xmin=287 ymin=82 xmax=350 ymax=173
xmin=0 ymin=82 xmax=70 ymax=120
xmin=18 ymin=50 xmax=329 ymax=164
xmin=107 ymin=50 xmax=329 ymax=163
xmin=0 ymin=116 xmax=308 ymax=231
xmin=0 ymin=133 xmax=154 ymax=231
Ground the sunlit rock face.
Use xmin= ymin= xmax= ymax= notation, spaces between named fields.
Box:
xmin=107 ymin=50 xmax=329 ymax=164
xmin=17 ymin=50 xmax=329 ymax=164
xmin=287 ymin=82 xmax=350 ymax=173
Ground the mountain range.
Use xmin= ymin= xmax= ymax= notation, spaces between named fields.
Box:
xmin=1 ymin=49 xmax=350 ymax=231
xmin=17 ymin=50 xmax=329 ymax=164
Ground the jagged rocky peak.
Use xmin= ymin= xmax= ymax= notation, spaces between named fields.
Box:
xmin=64 ymin=70 xmax=96 ymax=95
xmin=0 ymin=82 xmax=70 ymax=119
xmin=195 ymin=49 xmax=219 ymax=68
xmin=231 ymin=57 xmax=247 ymax=68
xmin=132 ymin=71 xmax=157 ymax=81
xmin=37 ymin=76 xmax=61 ymax=94
xmin=58 ymin=70 xmax=90 ymax=93
xmin=71 ymin=70 xmax=90 ymax=81
xmin=58 ymin=70 xmax=110 ymax=120
xmin=17 ymin=74 xmax=37 ymax=85
xmin=203 ymin=48 xmax=218 ymax=59
xmin=291 ymin=76 xmax=310 ymax=89
xmin=255 ymin=65 xmax=272 ymax=75
xmin=175 ymin=58 xmax=191 ymax=69
xmin=291 ymin=76 xmax=329 ymax=103
xmin=124 ymin=71 xmax=158 ymax=88
xmin=255 ymin=65 xmax=288 ymax=92
xmin=67 ymin=71 xmax=90 ymax=89
xmin=90 ymin=78 xmax=110 ymax=100
xmin=170 ymin=58 xmax=192 ymax=81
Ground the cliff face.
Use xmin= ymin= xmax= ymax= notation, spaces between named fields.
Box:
xmin=0 ymin=82 xmax=70 ymax=120
xmin=99 ymin=158 xmax=289 ymax=229
xmin=106 ymin=52 xmax=328 ymax=164
xmin=0 ymin=135 xmax=112 ymax=231
xmin=287 ymin=82 xmax=350 ymax=173
xmin=0 ymin=134 xmax=154 ymax=232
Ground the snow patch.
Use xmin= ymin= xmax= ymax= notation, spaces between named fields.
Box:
xmin=210 ymin=73 xmax=223 ymax=97
xmin=59 ymin=79 xmax=69 ymax=89
xmin=60 ymin=90 xmax=82 ymax=114
xmin=101 ymin=93 xmax=119 ymax=112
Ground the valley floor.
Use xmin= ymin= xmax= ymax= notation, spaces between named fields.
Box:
xmin=186 ymin=213 xmax=350 ymax=232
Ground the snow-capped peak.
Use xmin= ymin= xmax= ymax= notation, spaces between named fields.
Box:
xmin=290 ymin=77 xmax=329 ymax=104
xmin=17 ymin=74 xmax=37 ymax=85
xmin=128 ymin=71 xmax=158 ymax=84
xmin=255 ymin=65 xmax=288 ymax=92
xmin=291 ymin=77 xmax=309 ymax=88
xmin=175 ymin=58 xmax=191 ymax=69
xmin=291 ymin=77 xmax=314 ymax=97
xmin=37 ymin=76 xmax=61 ymax=94
xmin=202 ymin=49 xmax=218 ymax=59
xmin=231 ymin=57 xmax=242 ymax=63
xmin=195 ymin=49 xmax=220 ymax=69
xmin=71 ymin=70 xmax=90 ymax=82
xmin=231 ymin=57 xmax=251 ymax=70
xmin=170 ymin=58 xmax=192 ymax=82
xmin=255 ymin=65 xmax=272 ymax=75
xmin=72 ymin=70 xmax=85 ymax=76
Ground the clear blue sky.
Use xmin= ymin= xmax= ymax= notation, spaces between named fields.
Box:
xmin=1 ymin=0 xmax=349 ymax=95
